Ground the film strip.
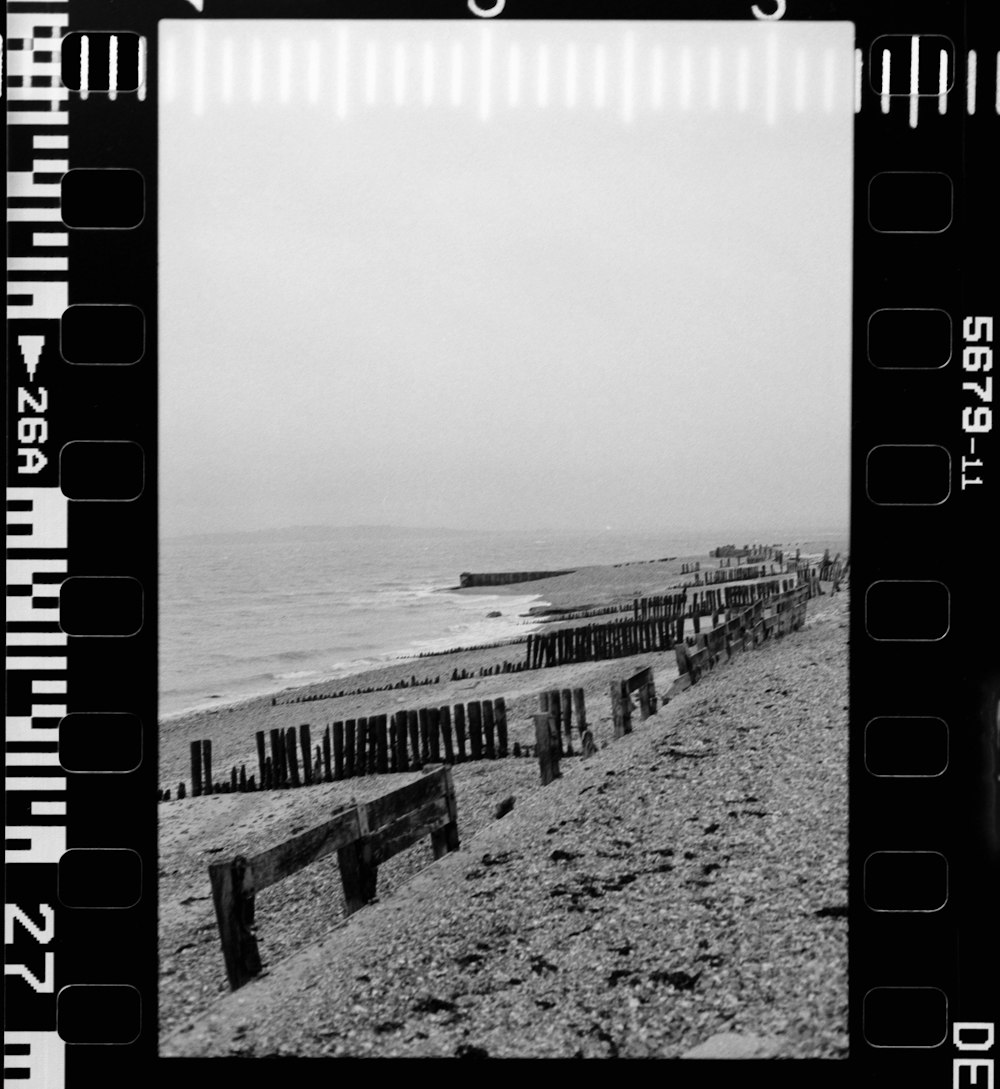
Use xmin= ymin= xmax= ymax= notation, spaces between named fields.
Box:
xmin=4 ymin=0 xmax=998 ymax=1082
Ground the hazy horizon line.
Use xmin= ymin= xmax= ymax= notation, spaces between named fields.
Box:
xmin=161 ymin=520 xmax=850 ymax=543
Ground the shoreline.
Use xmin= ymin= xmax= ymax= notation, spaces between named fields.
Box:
xmin=160 ymin=586 xmax=849 ymax=1054
xmin=159 ymin=585 xmax=551 ymax=722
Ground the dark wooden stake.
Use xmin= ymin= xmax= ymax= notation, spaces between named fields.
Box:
xmin=533 ymin=712 xmax=561 ymax=785
xmin=285 ymin=727 xmax=301 ymax=786
xmin=202 ymin=740 xmax=213 ymax=796
xmin=453 ymin=703 xmax=467 ymax=761
xmin=482 ymin=700 xmax=496 ymax=759
xmin=440 ymin=706 xmax=455 ymax=764
xmin=190 ymin=740 xmax=203 ymax=798
xmin=208 ymin=855 xmax=262 ymax=991
xmin=333 ymin=721 xmax=345 ymax=780
xmin=296 ymin=725 xmax=310 ymax=785
xmin=467 ymin=701 xmax=483 ymax=760
xmin=345 ymin=720 xmax=357 ymax=778
xmin=494 ymin=697 xmax=508 ymax=757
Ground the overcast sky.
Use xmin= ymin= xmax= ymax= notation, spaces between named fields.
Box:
xmin=160 ymin=19 xmax=854 ymax=537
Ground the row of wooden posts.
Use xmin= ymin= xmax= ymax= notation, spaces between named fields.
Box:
xmin=525 ymin=614 xmax=683 ymax=669
xmin=672 ymin=586 xmax=810 ymax=690
xmin=180 ymin=698 xmax=512 ymax=801
xmin=702 ymin=562 xmax=770 ymax=586
xmin=275 ymin=673 xmax=441 ymax=706
xmin=632 ymin=592 xmax=688 ymax=621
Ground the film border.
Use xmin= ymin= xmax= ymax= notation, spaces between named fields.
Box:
xmin=4 ymin=0 xmax=998 ymax=1083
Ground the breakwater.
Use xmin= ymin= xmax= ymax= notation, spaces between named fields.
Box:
xmin=459 ymin=570 xmax=575 ymax=587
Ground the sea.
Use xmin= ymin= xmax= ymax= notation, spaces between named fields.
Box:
xmin=159 ymin=524 xmax=848 ymax=720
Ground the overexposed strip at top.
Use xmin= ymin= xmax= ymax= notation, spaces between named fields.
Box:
xmin=157 ymin=20 xmax=855 ymax=124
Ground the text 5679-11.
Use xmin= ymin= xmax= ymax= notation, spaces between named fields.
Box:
xmin=961 ymin=316 xmax=993 ymax=492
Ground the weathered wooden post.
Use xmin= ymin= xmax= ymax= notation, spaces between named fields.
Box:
xmin=333 ymin=721 xmax=345 ymax=780
xmin=429 ymin=766 xmax=461 ymax=859
xmin=191 ymin=740 xmax=203 ymax=798
xmin=440 ymin=706 xmax=455 ymax=763
xmin=453 ymin=703 xmax=467 ymax=761
xmin=239 ymin=765 xmax=247 ymax=792
xmin=337 ymin=807 xmax=377 ymax=916
xmin=494 ymin=697 xmax=508 ymax=757
xmin=202 ymin=739 xmax=213 ymax=795
xmin=407 ymin=710 xmax=421 ymax=769
xmin=345 ymin=719 xmax=357 ymax=777
xmin=482 ymin=700 xmax=496 ymax=759
xmin=268 ymin=729 xmax=283 ymax=787
xmin=356 ymin=716 xmax=369 ymax=776
xmin=177 ymin=781 xmax=186 ymax=800
xmin=375 ymin=714 xmax=389 ymax=773
xmin=545 ymin=690 xmax=563 ymax=756
xmin=532 ymin=712 xmax=561 ymax=785
xmin=285 ymin=727 xmax=301 ymax=786
xmin=468 ymin=701 xmax=484 ymax=760
xmin=428 ymin=707 xmax=441 ymax=763
xmin=610 ymin=680 xmax=633 ymax=738
xmin=208 ymin=854 xmax=262 ymax=992
xmin=299 ymin=724 xmax=312 ymax=785
xmin=572 ymin=688 xmax=587 ymax=737
xmin=560 ymin=688 xmax=574 ymax=755
xmin=394 ymin=711 xmax=409 ymax=772
xmin=255 ymin=731 xmax=267 ymax=785
xmin=418 ymin=708 xmax=430 ymax=763
xmin=323 ymin=727 xmax=333 ymax=781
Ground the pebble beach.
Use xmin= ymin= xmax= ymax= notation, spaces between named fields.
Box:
xmin=159 ymin=557 xmax=848 ymax=1059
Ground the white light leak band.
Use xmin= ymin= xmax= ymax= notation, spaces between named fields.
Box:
xmin=79 ymin=34 xmax=90 ymax=100
xmin=679 ymin=44 xmax=693 ymax=111
xmin=708 ymin=44 xmax=722 ymax=110
xmin=854 ymin=47 xmax=863 ymax=113
xmin=594 ymin=43 xmax=607 ymax=110
xmin=764 ymin=32 xmax=778 ymax=125
xmin=507 ymin=43 xmax=520 ymax=108
xmin=793 ymin=46 xmax=806 ymax=113
xmin=422 ymin=41 xmax=435 ymax=107
xmin=938 ymin=48 xmax=948 ymax=115
xmin=537 ymin=42 xmax=550 ymax=108
xmin=250 ymin=36 xmax=263 ymax=105
xmin=737 ymin=46 xmax=750 ymax=112
xmin=365 ymin=40 xmax=378 ymax=107
xmin=307 ymin=39 xmax=321 ymax=105
xmin=157 ymin=26 xmax=858 ymax=123
xmin=220 ymin=36 xmax=235 ymax=105
xmin=450 ymin=41 xmax=463 ymax=108
xmin=108 ymin=35 xmax=118 ymax=102
xmin=967 ymin=49 xmax=976 ymax=115
xmin=479 ymin=31 xmax=492 ymax=121
xmin=137 ymin=35 xmax=148 ymax=101
xmin=650 ymin=44 xmax=664 ymax=110
xmin=565 ymin=42 xmax=578 ymax=109
xmin=823 ymin=47 xmax=836 ymax=113
xmin=996 ymin=49 xmax=1000 ymax=114
xmin=881 ymin=48 xmax=891 ymax=114
xmin=192 ymin=24 xmax=206 ymax=116
xmin=278 ymin=38 xmax=292 ymax=105
xmin=909 ymin=35 xmax=920 ymax=128
xmin=336 ymin=29 xmax=349 ymax=119
xmin=394 ymin=42 xmax=407 ymax=108
xmin=622 ymin=33 xmax=636 ymax=123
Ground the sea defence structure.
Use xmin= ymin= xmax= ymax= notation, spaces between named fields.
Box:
xmin=459 ymin=569 xmax=575 ymax=587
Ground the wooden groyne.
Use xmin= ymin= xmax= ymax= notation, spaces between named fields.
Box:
xmin=459 ymin=570 xmax=576 ymax=587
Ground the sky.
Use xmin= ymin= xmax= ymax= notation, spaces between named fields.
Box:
xmin=159 ymin=19 xmax=855 ymax=538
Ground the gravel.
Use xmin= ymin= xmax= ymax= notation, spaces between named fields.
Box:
xmin=162 ymin=590 xmax=848 ymax=1059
